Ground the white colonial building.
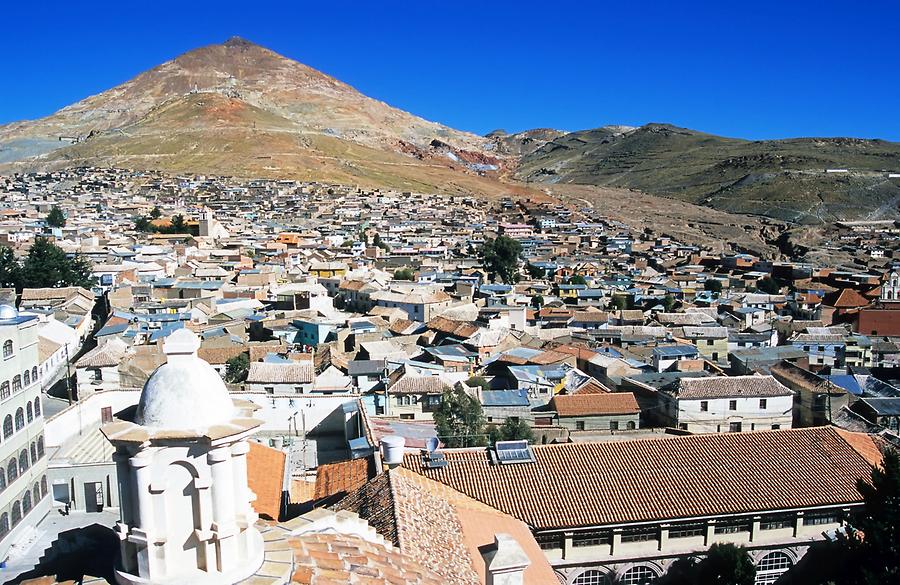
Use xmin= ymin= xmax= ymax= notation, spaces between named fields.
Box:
xmin=102 ymin=329 xmax=264 ymax=585
xmin=0 ymin=305 xmax=49 ymax=561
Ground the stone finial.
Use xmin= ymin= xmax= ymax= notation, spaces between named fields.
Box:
xmin=483 ymin=533 xmax=531 ymax=585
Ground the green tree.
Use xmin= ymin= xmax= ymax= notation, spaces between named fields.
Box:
xmin=225 ymin=353 xmax=250 ymax=383
xmin=0 ymin=246 xmax=20 ymax=288
xmin=149 ymin=206 xmax=162 ymax=219
xmin=134 ymin=216 xmax=153 ymax=232
xmin=434 ymin=386 xmax=487 ymax=448
xmin=394 ymin=267 xmax=415 ymax=281
xmin=531 ymin=295 xmax=544 ymax=309
xmin=373 ymin=233 xmax=390 ymax=252
xmin=466 ymin=376 xmax=490 ymax=392
xmin=525 ymin=262 xmax=545 ymax=279
xmin=481 ymin=236 xmax=522 ymax=284
xmin=757 ymin=276 xmax=782 ymax=295
xmin=489 ymin=417 xmax=535 ymax=445
xmin=46 ymin=206 xmax=66 ymax=228
xmin=658 ymin=543 xmax=755 ymax=585
xmin=663 ymin=294 xmax=677 ymax=312
xmin=170 ymin=214 xmax=187 ymax=233
xmin=18 ymin=237 xmax=96 ymax=290
xmin=568 ymin=274 xmax=587 ymax=285
xmin=704 ymin=279 xmax=723 ymax=293
xmin=610 ymin=295 xmax=630 ymax=310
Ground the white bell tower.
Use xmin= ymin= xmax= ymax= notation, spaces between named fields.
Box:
xmin=102 ymin=329 xmax=264 ymax=585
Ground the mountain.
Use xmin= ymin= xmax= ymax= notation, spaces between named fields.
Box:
xmin=516 ymin=123 xmax=900 ymax=223
xmin=0 ymin=37 xmax=524 ymax=197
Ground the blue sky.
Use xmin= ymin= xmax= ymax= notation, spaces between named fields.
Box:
xmin=3 ymin=0 xmax=899 ymax=140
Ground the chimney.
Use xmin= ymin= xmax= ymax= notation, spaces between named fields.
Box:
xmin=482 ymin=533 xmax=530 ymax=585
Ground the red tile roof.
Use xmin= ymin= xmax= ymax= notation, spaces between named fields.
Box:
xmin=403 ymin=427 xmax=880 ymax=530
xmin=550 ymin=392 xmax=639 ymax=416
xmin=314 ymin=457 xmax=374 ymax=503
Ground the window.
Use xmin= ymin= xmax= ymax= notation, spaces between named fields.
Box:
xmin=669 ymin=522 xmax=705 ymax=539
xmin=15 ymin=408 xmax=24 ymax=431
xmin=34 ymin=397 xmax=41 ymax=418
xmin=619 ymin=566 xmax=659 ymax=585
xmin=22 ymin=491 xmax=31 ymax=514
xmin=729 ymin=400 xmax=737 ymax=410
xmin=573 ymin=569 xmax=612 ymax=585
xmin=27 ymin=402 xmax=33 ymax=423
xmin=11 ymin=375 xmax=21 ymax=393
xmin=33 ymin=484 xmax=40 ymax=504
xmin=700 ymin=401 xmax=709 ymax=412
xmin=32 ymin=366 xmax=37 ymax=381
xmin=37 ymin=436 xmax=44 ymax=458
xmin=609 ymin=420 xmax=618 ymax=431
xmin=3 ymin=340 xmax=13 ymax=358
xmin=755 ymin=552 xmax=793 ymax=585
xmin=760 ymin=514 xmax=794 ymax=531
xmin=19 ymin=449 xmax=29 ymax=473
xmin=3 ymin=415 xmax=11 ymax=438
xmin=729 ymin=422 xmax=743 ymax=433
xmin=572 ymin=531 xmax=611 ymax=547
xmin=627 ymin=421 xmax=636 ymax=430
xmin=576 ymin=421 xmax=586 ymax=431
xmin=534 ymin=532 xmax=559 ymax=550
xmin=621 ymin=526 xmax=657 ymax=543
xmin=30 ymin=442 xmax=36 ymax=463
xmin=23 ymin=370 xmax=29 ymax=386
xmin=7 ymin=458 xmax=18 ymax=483
xmin=101 ymin=407 xmax=113 ymax=424
xmin=804 ymin=510 xmax=843 ymax=526
xmin=0 ymin=470 xmax=5 ymax=492
xmin=41 ymin=475 xmax=47 ymax=496
xmin=759 ymin=399 xmax=767 ymax=409
xmin=11 ymin=502 xmax=21 ymax=526
xmin=715 ymin=519 xmax=751 ymax=534
xmin=0 ymin=382 xmax=9 ymax=400
xmin=771 ymin=424 xmax=780 ymax=430
xmin=0 ymin=513 xmax=7 ymax=538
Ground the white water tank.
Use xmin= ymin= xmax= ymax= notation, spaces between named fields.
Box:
xmin=380 ymin=435 xmax=406 ymax=466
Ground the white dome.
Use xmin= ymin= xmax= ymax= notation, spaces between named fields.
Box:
xmin=0 ymin=305 xmax=18 ymax=320
xmin=135 ymin=329 xmax=235 ymax=430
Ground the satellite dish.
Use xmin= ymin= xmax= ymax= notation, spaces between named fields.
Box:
xmin=425 ymin=437 xmax=440 ymax=453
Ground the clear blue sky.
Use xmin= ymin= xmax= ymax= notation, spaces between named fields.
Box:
xmin=3 ymin=0 xmax=899 ymax=141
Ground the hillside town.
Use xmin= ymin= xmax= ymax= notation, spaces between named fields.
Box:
xmin=0 ymin=165 xmax=898 ymax=585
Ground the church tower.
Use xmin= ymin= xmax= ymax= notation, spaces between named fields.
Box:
xmin=102 ymin=329 xmax=264 ymax=585
xmin=881 ymin=268 xmax=900 ymax=302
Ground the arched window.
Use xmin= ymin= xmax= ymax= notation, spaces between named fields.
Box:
xmin=11 ymin=501 xmax=21 ymax=526
xmin=11 ymin=375 xmax=21 ymax=393
xmin=34 ymin=397 xmax=41 ymax=418
xmin=30 ymin=442 xmax=36 ymax=463
xmin=37 ymin=436 xmax=44 ymax=458
xmin=32 ymin=366 xmax=37 ymax=381
xmin=33 ymin=484 xmax=40 ymax=504
xmin=619 ymin=566 xmax=659 ymax=585
xmin=2 ymin=414 xmax=11 ymax=438
xmin=23 ymin=370 xmax=29 ymax=386
xmin=15 ymin=407 xmax=24 ymax=431
xmin=22 ymin=491 xmax=31 ymax=514
xmin=41 ymin=475 xmax=48 ymax=496
xmin=755 ymin=552 xmax=793 ymax=585
xmin=7 ymin=458 xmax=18 ymax=483
xmin=19 ymin=449 xmax=29 ymax=473
xmin=27 ymin=402 xmax=33 ymax=423
xmin=627 ymin=421 xmax=636 ymax=430
xmin=0 ymin=382 xmax=9 ymax=400
xmin=0 ymin=513 xmax=8 ymax=537
xmin=3 ymin=339 xmax=13 ymax=358
xmin=573 ymin=569 xmax=612 ymax=585
xmin=0 ymin=470 xmax=5 ymax=492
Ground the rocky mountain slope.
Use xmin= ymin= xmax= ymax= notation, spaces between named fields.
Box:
xmin=0 ymin=37 xmax=520 ymax=196
xmin=516 ymin=123 xmax=900 ymax=223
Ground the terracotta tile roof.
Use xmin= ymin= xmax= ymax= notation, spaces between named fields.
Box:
xmin=197 ymin=345 xmax=246 ymax=365
xmin=247 ymin=441 xmax=286 ymax=521
xmin=674 ymin=375 xmax=792 ymax=399
xmin=288 ymin=531 xmax=444 ymax=585
xmin=390 ymin=374 xmax=450 ymax=395
xmin=550 ymin=392 xmax=639 ymax=416
xmin=314 ymin=457 xmax=374 ymax=503
xmin=823 ymin=288 xmax=870 ymax=308
xmin=403 ymin=427 xmax=880 ymax=530
xmin=426 ymin=316 xmax=480 ymax=338
xmin=337 ymin=467 xmax=556 ymax=585
xmin=571 ymin=378 xmax=613 ymax=395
